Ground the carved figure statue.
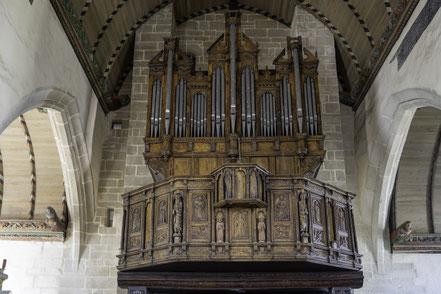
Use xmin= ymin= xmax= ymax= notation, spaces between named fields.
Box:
xmin=45 ymin=206 xmax=66 ymax=232
xmin=216 ymin=212 xmax=225 ymax=243
xmin=338 ymin=207 xmax=346 ymax=231
xmin=131 ymin=207 xmax=141 ymax=232
xmin=173 ymin=195 xmax=183 ymax=236
xmin=257 ymin=212 xmax=266 ymax=242
xmin=275 ymin=195 xmax=289 ymax=221
xmin=250 ymin=172 xmax=258 ymax=199
xmin=298 ymin=191 xmax=309 ymax=234
xmin=224 ymin=172 xmax=232 ymax=199
xmin=313 ymin=200 xmax=321 ymax=224
xmin=158 ymin=200 xmax=167 ymax=225
xmin=234 ymin=212 xmax=247 ymax=238
xmin=193 ymin=194 xmax=207 ymax=220
xmin=391 ymin=221 xmax=412 ymax=243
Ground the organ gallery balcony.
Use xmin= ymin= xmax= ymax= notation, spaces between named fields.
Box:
xmin=117 ymin=164 xmax=361 ymax=272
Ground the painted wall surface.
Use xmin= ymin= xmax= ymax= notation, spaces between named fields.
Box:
xmin=0 ymin=1 xmax=94 ymax=133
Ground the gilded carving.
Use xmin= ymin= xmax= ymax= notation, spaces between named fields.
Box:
xmin=250 ymin=172 xmax=258 ymax=199
xmin=313 ymin=200 xmax=321 ymax=224
xmin=339 ymin=236 xmax=349 ymax=249
xmin=131 ymin=207 xmax=141 ymax=232
xmin=233 ymin=211 xmax=248 ymax=239
xmin=313 ymin=230 xmax=323 ymax=244
xmin=274 ymin=224 xmax=290 ymax=239
xmin=129 ymin=235 xmax=141 ymax=249
xmin=173 ymin=194 xmax=183 ymax=243
xmin=257 ymin=212 xmax=266 ymax=242
xmin=298 ymin=190 xmax=309 ymax=235
xmin=224 ymin=171 xmax=232 ymax=199
xmin=158 ymin=200 xmax=167 ymax=225
xmin=338 ymin=207 xmax=346 ymax=231
xmin=156 ymin=231 xmax=168 ymax=245
xmin=190 ymin=226 xmax=209 ymax=241
xmin=275 ymin=194 xmax=289 ymax=221
xmin=192 ymin=194 xmax=208 ymax=221
xmin=216 ymin=211 xmax=225 ymax=243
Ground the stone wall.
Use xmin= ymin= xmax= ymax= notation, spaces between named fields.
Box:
xmin=177 ymin=10 xmax=291 ymax=70
xmin=291 ymin=6 xmax=347 ymax=189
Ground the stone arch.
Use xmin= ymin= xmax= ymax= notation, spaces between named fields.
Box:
xmin=366 ymin=88 xmax=441 ymax=267
xmin=0 ymin=87 xmax=94 ymax=265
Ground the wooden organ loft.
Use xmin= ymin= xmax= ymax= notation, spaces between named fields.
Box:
xmin=117 ymin=11 xmax=363 ymax=294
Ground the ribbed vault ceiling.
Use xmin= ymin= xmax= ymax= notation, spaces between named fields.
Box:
xmin=68 ymin=0 xmax=400 ymax=102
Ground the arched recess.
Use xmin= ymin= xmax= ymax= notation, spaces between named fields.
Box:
xmin=365 ymin=88 xmax=441 ymax=268
xmin=0 ymin=87 xmax=94 ymax=266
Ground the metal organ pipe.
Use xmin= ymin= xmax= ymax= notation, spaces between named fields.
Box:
xmin=245 ymin=68 xmax=252 ymax=137
xmin=215 ymin=67 xmax=221 ymax=137
xmin=220 ymin=68 xmax=226 ymax=137
xmin=287 ymin=82 xmax=293 ymax=136
xmin=280 ymin=83 xmax=285 ymax=136
xmin=191 ymin=93 xmax=207 ymax=137
xmin=292 ymin=47 xmax=303 ymax=133
xmin=175 ymin=79 xmax=186 ymax=137
xmin=230 ymin=23 xmax=237 ymax=133
xmin=165 ymin=49 xmax=174 ymax=135
xmin=211 ymin=74 xmax=215 ymax=136
xmin=241 ymin=70 xmax=246 ymax=134
xmin=310 ymin=78 xmax=318 ymax=135
xmin=271 ymin=93 xmax=276 ymax=135
xmin=181 ymin=80 xmax=187 ymax=136
xmin=250 ymin=69 xmax=256 ymax=137
xmin=150 ymin=80 xmax=157 ymax=136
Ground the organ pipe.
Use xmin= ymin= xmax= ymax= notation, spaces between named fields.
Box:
xmin=292 ymin=47 xmax=303 ymax=133
xmin=191 ymin=93 xmax=207 ymax=137
xmin=165 ymin=49 xmax=174 ymax=135
xmin=230 ymin=24 xmax=237 ymax=133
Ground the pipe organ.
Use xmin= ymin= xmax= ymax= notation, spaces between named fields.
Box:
xmin=119 ymin=10 xmax=363 ymax=294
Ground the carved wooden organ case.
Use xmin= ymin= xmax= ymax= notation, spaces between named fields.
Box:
xmin=118 ymin=11 xmax=362 ymax=287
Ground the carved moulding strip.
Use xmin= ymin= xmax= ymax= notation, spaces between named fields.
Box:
xmin=0 ymin=219 xmax=64 ymax=242
xmin=392 ymin=233 xmax=441 ymax=253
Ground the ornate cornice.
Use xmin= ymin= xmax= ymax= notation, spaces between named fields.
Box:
xmin=50 ymin=0 xmax=111 ymax=114
xmin=0 ymin=219 xmax=65 ymax=242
